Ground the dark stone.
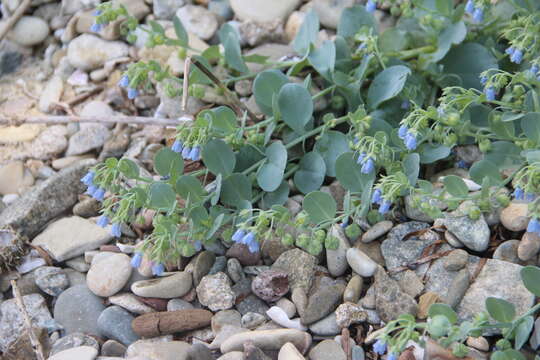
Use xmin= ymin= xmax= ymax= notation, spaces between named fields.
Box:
xmin=0 ymin=52 xmax=23 ymax=76
xmin=97 ymin=305 xmax=139 ymax=345
xmin=226 ymin=243 xmax=261 ymax=266
xmin=301 ymin=281 xmax=345 ymax=325
xmin=236 ymin=294 xmax=269 ymax=316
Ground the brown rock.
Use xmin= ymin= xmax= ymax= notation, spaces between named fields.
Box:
xmin=418 ymin=292 xmax=441 ymax=319
xmin=132 ymin=309 xmax=213 ymax=337
xmin=251 ymin=270 xmax=289 ymax=302
xmin=226 ymin=243 xmax=261 ymax=266
xmin=518 ymin=232 xmax=540 ymax=261
xmin=500 ymin=202 xmax=529 ymax=232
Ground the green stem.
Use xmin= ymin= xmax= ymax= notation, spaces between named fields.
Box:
xmin=389 ymin=46 xmax=437 ymax=60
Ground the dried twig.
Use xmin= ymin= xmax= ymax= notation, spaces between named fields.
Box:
xmin=0 ymin=0 xmax=32 ymax=42
xmin=10 ymin=279 xmax=46 ymax=360
xmin=388 ymin=249 xmax=453 ymax=274
xmin=182 ymin=57 xmax=191 ymax=112
xmin=66 ymin=86 xmax=104 ymax=107
xmin=0 ymin=114 xmax=193 ymax=127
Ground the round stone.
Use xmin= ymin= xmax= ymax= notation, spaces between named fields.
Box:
xmin=6 ymin=16 xmax=49 ymax=46
xmin=518 ymin=232 xmax=540 ymax=261
xmin=346 ymin=248 xmax=377 ymax=277
xmin=54 ymin=285 xmax=105 ymax=335
xmin=500 ymin=202 xmax=530 ymax=232
xmin=443 ymin=249 xmax=469 ymax=271
xmin=86 ymin=253 xmax=132 ymax=297
xmin=492 ymin=240 xmax=520 ymax=264
xmin=196 ymin=272 xmax=235 ymax=311
xmin=229 ymin=0 xmax=300 ymax=23
xmin=97 ymin=305 xmax=139 ymax=346
xmin=176 ymin=5 xmax=218 ymax=40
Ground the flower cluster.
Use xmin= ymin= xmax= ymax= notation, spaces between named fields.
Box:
xmin=357 ymin=152 xmax=375 ymax=174
xmin=130 ymin=252 xmax=165 ymax=275
xmin=171 ymin=140 xmax=201 ymax=161
xmin=398 ymin=125 xmax=417 ymax=150
xmin=513 ymin=187 xmax=535 ymax=202
xmin=365 ymin=0 xmax=376 ymax=13
xmin=231 ymin=228 xmax=260 ymax=253
xmin=81 ymin=171 xmax=107 ymax=202
xmin=505 ymin=46 xmax=523 ymax=64
xmin=372 ymin=188 xmax=392 ymax=214
xmin=90 ymin=9 xmax=108 ymax=33
xmin=373 ymin=340 xmax=397 ymax=360
xmin=118 ymin=75 xmax=139 ymax=99
xmin=465 ymin=1 xmax=483 ymax=23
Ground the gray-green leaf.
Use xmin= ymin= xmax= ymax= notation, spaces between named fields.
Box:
xmin=367 ymin=65 xmax=411 ymax=109
xmin=278 ymin=83 xmax=313 ymax=134
xmin=303 ymin=191 xmax=337 ymax=224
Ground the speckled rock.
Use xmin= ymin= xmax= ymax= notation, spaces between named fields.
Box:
xmin=335 ymin=302 xmax=367 ymax=328
xmin=196 ymin=272 xmax=236 ymax=311
xmin=34 ymin=266 xmax=69 ymax=296
xmin=374 ymin=268 xmax=418 ymax=322
xmin=251 ymin=269 xmax=289 ymax=302
xmin=109 ymin=293 xmax=155 ymax=314
xmin=492 ymin=240 xmax=521 ymax=264
xmin=272 ymin=249 xmax=316 ymax=292
xmin=439 ymin=215 xmax=490 ymax=252
xmin=301 ymin=281 xmax=345 ymax=325
xmin=50 ymin=333 xmax=99 ymax=356
xmin=443 ymin=249 xmax=469 ymax=271
xmin=518 ymin=232 xmax=540 ymax=261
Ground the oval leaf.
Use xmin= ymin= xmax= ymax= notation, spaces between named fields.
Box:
xmin=314 ymin=131 xmax=350 ymax=176
xmin=253 ymin=70 xmax=289 ymax=116
xmin=335 ymin=152 xmax=374 ymax=193
xmin=261 ymin=181 xmax=290 ymax=209
xmin=303 ymin=191 xmax=337 ymax=224
xmin=470 ymin=159 xmax=503 ymax=186
xmin=367 ymin=65 xmax=411 ymax=109
xmin=202 ymin=139 xmax=236 ymax=176
xmin=221 ymin=173 xmax=252 ymax=207
xmin=485 ymin=297 xmax=515 ymax=323
xmin=428 ymin=303 xmax=458 ymax=324
xmin=278 ymin=83 xmax=313 ymax=134
xmin=154 ymin=147 xmax=183 ymax=177
xmin=175 ymin=175 xmax=206 ymax=203
xmin=520 ymin=266 xmax=540 ymax=297
xmin=294 ymin=152 xmax=326 ymax=194
xmin=257 ymin=141 xmax=288 ymax=192
xmin=148 ymin=183 xmax=176 ymax=210
xmin=443 ymin=175 xmax=469 ymax=197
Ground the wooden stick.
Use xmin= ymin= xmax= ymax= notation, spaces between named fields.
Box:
xmin=11 ymin=280 xmax=46 ymax=360
xmin=132 ymin=309 xmax=212 ymax=337
xmin=182 ymin=57 xmax=191 ymax=112
xmin=0 ymin=114 xmax=193 ymax=127
xmin=0 ymin=0 xmax=32 ymax=42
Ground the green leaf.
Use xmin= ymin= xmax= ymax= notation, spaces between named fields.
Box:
xmin=294 ymin=152 xmax=326 ymax=194
xmin=485 ymin=297 xmax=515 ymax=323
xmin=175 ymin=175 xmax=206 ymax=203
xmin=118 ymin=158 xmax=139 ymax=179
xmin=221 ymin=173 xmax=252 ymax=207
xmin=421 ymin=21 xmax=466 ymax=64
xmin=403 ymin=153 xmax=420 ymax=186
xmin=210 ymin=174 xmax=222 ymax=206
xmin=428 ymin=303 xmax=458 ymax=324
xmin=257 ymin=141 xmax=288 ymax=192
xmin=367 ymin=65 xmax=411 ymax=109
xmin=207 ymin=106 xmax=237 ymax=136
xmin=205 ymin=212 xmax=225 ymax=240
xmin=293 ymin=10 xmax=319 ymax=55
xmin=521 ymin=113 xmax=540 ymax=143
xmin=253 ymin=70 xmax=289 ymax=116
xmin=337 ymin=5 xmax=377 ymax=38
xmin=515 ymin=316 xmax=534 ymax=350
xmin=202 ymin=139 xmax=236 ymax=177
xmin=419 ymin=144 xmax=451 ymax=164
xmin=148 ymin=183 xmax=176 ymax=211
xmin=470 ymin=159 xmax=503 ymax=186
xmin=154 ymin=147 xmax=183 ymax=178
xmin=172 ymin=15 xmax=188 ymax=46
xmin=314 ymin=131 xmax=350 ymax=177
xmin=443 ymin=175 xmax=469 ymax=197
xmin=218 ymin=23 xmax=247 ymax=73
xmin=335 ymin=152 xmax=375 ymax=193
xmin=308 ymin=40 xmax=335 ymax=80
xmin=520 ymin=266 xmax=540 ymax=297
xmin=278 ymin=83 xmax=313 ymax=134
xmin=379 ymin=28 xmax=408 ymax=53
xmin=440 ymin=43 xmax=498 ymax=90
xmin=262 ymin=181 xmax=290 ymax=209
xmin=303 ymin=191 xmax=337 ymax=224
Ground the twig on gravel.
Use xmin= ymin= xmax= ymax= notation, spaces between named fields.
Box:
xmin=182 ymin=57 xmax=191 ymax=112
xmin=66 ymin=86 xmax=105 ymax=107
xmin=388 ymin=249 xmax=453 ymax=274
xmin=11 ymin=279 xmax=46 ymax=360
xmin=0 ymin=0 xmax=32 ymax=42
xmin=0 ymin=114 xmax=193 ymax=127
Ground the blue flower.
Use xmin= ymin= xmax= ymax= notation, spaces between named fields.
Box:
xmin=404 ymin=132 xmax=417 ymax=150
xmin=232 ymin=229 xmax=246 ymax=243
xmin=505 ymin=46 xmax=515 ymax=56
xmin=171 ymin=139 xmax=183 ymax=153
xmin=531 ymin=65 xmax=539 ymax=74
xmin=456 ymin=160 xmax=468 ymax=169
xmin=357 ymin=43 xmax=367 ymax=51
xmin=365 ymin=0 xmax=376 ymax=13
xmin=372 ymin=189 xmax=382 ymax=204
xmin=242 ymin=232 xmax=256 ymax=246
xmin=93 ymin=9 xmax=102 ymax=16
xmin=97 ymin=215 xmax=109 ymax=228
xmin=131 ymin=252 xmax=143 ymax=268
xmin=111 ymin=222 xmax=122 ymax=238
xmin=81 ymin=171 xmax=95 ymax=186
xmin=401 ymin=100 xmax=410 ymax=110
xmin=472 ymin=7 xmax=483 ymax=22
xmin=189 ymin=146 xmax=201 ymax=161
xmin=248 ymin=240 xmax=260 ymax=253
xmin=127 ymin=87 xmax=139 ymax=99
xmin=465 ymin=0 xmax=475 ymax=14
xmin=85 ymin=184 xmax=97 ymax=196
xmin=92 ymin=187 xmax=106 ymax=201
xmin=373 ymin=340 xmax=387 ymax=355
xmin=525 ymin=193 xmax=535 ymax=202
xmin=479 ymin=75 xmax=488 ymax=86
xmin=388 ymin=353 xmax=398 ymax=360
xmin=181 ymin=146 xmax=192 ymax=159
xmin=361 ymin=157 xmax=375 ymax=174
xmin=152 ymin=263 xmax=165 ymax=276
xmin=527 ymin=218 xmax=540 ymax=234
xmin=118 ymin=75 xmax=129 ymax=88
xmin=340 ymin=218 xmax=349 ymax=228
xmin=193 ymin=241 xmax=202 ymax=251
xmin=513 ymin=187 xmax=524 ymax=200
xmin=379 ymin=200 xmax=392 ymax=214
xmin=398 ymin=125 xmax=408 ymax=139
xmin=510 ymin=48 xmax=523 ymax=64
xmin=485 ymin=86 xmax=496 ymax=101
xmin=356 ymin=152 xmax=367 ymax=164
xmin=90 ymin=23 xmax=103 ymax=33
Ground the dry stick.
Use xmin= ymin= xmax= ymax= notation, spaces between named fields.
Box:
xmin=182 ymin=57 xmax=191 ymax=112
xmin=11 ymin=280 xmax=46 ymax=360
xmin=0 ymin=115 xmax=191 ymax=127
xmin=0 ymin=0 xmax=32 ymax=42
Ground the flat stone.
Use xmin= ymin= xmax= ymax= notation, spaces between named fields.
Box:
xmin=153 ymin=0 xmax=186 ymax=19
xmin=32 ymin=216 xmax=113 ymax=262
xmin=131 ymin=271 xmax=192 ymax=299
xmin=97 ymin=305 xmax=139 ymax=345
xmin=196 ymin=272 xmax=235 ymax=311
xmin=54 ymin=285 xmax=106 ymax=335
xmin=34 ymin=266 xmax=69 ymax=296
xmin=278 ymin=342 xmax=305 ymax=360
xmin=236 ymin=295 xmax=270 ymax=316
xmin=50 ymin=333 xmax=99 ymax=355
xmin=374 ymin=268 xmax=418 ymax=322
xmin=346 ymin=248 xmax=377 ymax=277
xmin=272 ymin=249 xmax=316 ymax=292
xmin=167 ymin=298 xmax=194 ymax=311
xmin=440 ymin=215 xmax=490 ymax=252
xmin=301 ymin=281 xmax=345 ymax=325
xmin=362 ymin=221 xmax=393 ymax=243
xmin=444 ymin=268 xmax=470 ymax=309
xmin=380 ymin=221 xmax=431 ymax=271
xmin=326 ymin=225 xmax=350 ymax=277
xmin=109 ymin=293 xmax=155 ymax=314
xmin=0 ymin=161 xmax=30 ymax=195
xmin=6 ymin=16 xmax=49 ymax=46
xmin=221 ymin=329 xmax=312 ymax=354
xmin=48 ymin=346 xmax=98 ymax=360
xmin=242 ymin=312 xmax=267 ymax=329
xmin=176 ymin=5 xmax=217 ymax=40
xmin=87 ymin=253 xmax=132 ymax=297
xmin=39 ymin=75 xmax=64 ymax=113
xmin=229 ymin=0 xmax=300 ymax=23
xmin=443 ymin=249 xmax=469 ymax=271
xmin=192 ymin=251 xmax=216 ymax=285
xmin=101 ymin=339 xmax=126 ymax=357
xmin=67 ymin=34 xmax=129 ymax=71
xmin=308 ymin=312 xmax=340 ymax=336
xmin=308 ymin=339 xmax=346 ymax=360
xmin=126 ymin=340 xmax=190 ymax=360
xmin=397 ymin=270 xmax=424 ymax=298
xmin=66 ymin=124 xmax=111 ymax=156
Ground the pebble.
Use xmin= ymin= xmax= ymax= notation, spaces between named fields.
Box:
xmin=500 ymin=202 xmax=530 ymax=231
xmin=34 ymin=266 xmax=69 ymax=296
xmin=109 ymin=293 xmax=155 ymax=314
xmin=126 ymin=340 xmax=191 ymax=360
xmin=193 ymin=251 xmax=216 ymax=285
xmin=440 ymin=215 xmax=490 ymax=252
xmin=326 ymin=225 xmax=350 ymax=277
xmin=97 ymin=305 xmax=140 ymax=345
xmin=0 ymin=161 xmax=32 ymax=195
xmin=276 ymin=298 xmax=296 ymax=319
xmin=284 ymin=11 xmax=305 ymax=42
xmin=278 ymin=342 xmax=305 ymax=360
xmin=335 ymin=302 xmax=367 ymax=328
xmin=153 ymin=0 xmax=186 ymax=19
xmin=272 ymin=249 xmax=316 ymax=292
xmin=492 ymin=240 xmax=521 ymax=264
xmin=308 ymin=339 xmax=346 ymax=360
xmin=518 ymin=232 xmax=540 ymax=261
xmin=241 ymin=312 xmax=266 ymax=329
xmin=87 ymin=253 xmax=132 ymax=297
xmin=67 ymin=34 xmax=129 ymax=71
xmin=251 ymin=269 xmax=289 ymax=302
xmin=220 ymin=329 xmax=312 ymax=354
xmin=308 ymin=312 xmax=340 ymax=336
xmin=53 ymin=285 xmax=106 ymax=335
xmin=444 ymin=268 xmax=470 ymax=308
xmin=361 ymin=221 xmax=393 ymax=243
xmin=346 ymin=248 xmax=378 ymax=277
xmin=196 ymin=272 xmax=236 ymax=311
xmin=50 ymin=332 xmax=99 ymax=355
xmin=38 ymin=75 xmax=64 ymax=113
xmin=167 ymin=298 xmax=194 ymax=311
xmin=343 ymin=275 xmax=363 ymax=303
xmin=101 ymin=339 xmax=127 ymax=357
xmin=227 ymin=258 xmax=245 ymax=283
xmin=176 ymin=5 xmax=218 ymax=40
xmin=48 ymin=346 xmax=98 ymax=360
xmin=32 ymin=216 xmax=112 ymax=262
xmin=374 ymin=268 xmax=418 ymax=322
xmin=443 ymin=249 xmax=469 ymax=271
xmin=229 ymin=0 xmax=300 ymax=23
xmin=466 ymin=336 xmax=489 ymax=352
xmin=72 ymin=198 xmax=101 ymax=218
xmin=301 ymin=282 xmax=345 ymax=325
xmin=397 ymin=270 xmax=424 ymax=298
xmin=7 ymin=16 xmax=49 ymax=46
xmin=226 ymin=243 xmax=261 ymax=266
xmin=131 ymin=271 xmax=192 ymax=299
xmin=236 ymin=294 xmax=270 ymax=316
xmin=66 ymin=124 xmax=111 ymax=156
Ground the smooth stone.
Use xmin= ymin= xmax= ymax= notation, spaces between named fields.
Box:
xmin=197 ymin=272 xmax=235 ymax=311
xmin=220 ymin=329 xmax=312 ymax=354
xmin=227 ymin=258 xmax=245 ymax=284
xmin=131 ymin=272 xmax=192 ymax=299
xmin=326 ymin=225 xmax=350 ymax=277
xmin=50 ymin=332 xmax=99 ymax=355
xmin=466 ymin=336 xmax=489 ymax=352
xmin=229 ymin=0 xmax=300 ymax=23
xmin=97 ymin=305 xmax=139 ymax=345
xmin=167 ymin=298 xmax=194 ymax=311
xmin=308 ymin=340 xmax=346 ymax=360
xmin=6 ymin=16 xmax=49 ymax=46
xmin=101 ymin=339 xmax=126 ymax=357
xmin=312 ymin=0 xmax=355 ymax=29
xmin=518 ymin=232 xmax=540 ymax=261
xmin=67 ymin=34 xmax=129 ymax=71
xmin=500 ymin=202 xmax=529 ymax=231
xmin=109 ymin=293 xmax=155 ymax=314
xmin=53 ymin=156 xmax=96 ymax=171
xmin=193 ymin=251 xmax=216 ymax=285
xmin=291 ymin=288 xmax=307 ymax=318
xmin=492 ymin=240 xmax=521 ymax=264
xmin=126 ymin=340 xmax=191 ymax=360
xmin=80 ymin=100 xmax=115 ymax=118
xmin=64 ymin=268 xmax=87 ymax=287
xmin=346 ymin=248 xmax=377 ymax=277
xmin=530 ymin=318 xmax=540 ymax=350
xmin=54 ymin=285 xmax=106 ymax=335
xmin=278 ymin=342 xmax=305 ymax=360
xmin=301 ymin=282 xmax=345 ymax=325
xmin=440 ymin=215 xmax=490 ymax=252
xmin=38 ymin=75 xmax=64 ymax=113
xmin=443 ymin=249 xmax=469 ymax=271
xmin=87 ymin=253 xmax=132 ymax=297
xmin=276 ymin=298 xmax=296 ymax=319
xmin=212 ymin=310 xmax=242 ymax=333
xmin=272 ymin=249 xmax=316 ymax=292
xmin=267 ymin=306 xmax=307 ymax=331
xmin=397 ymin=270 xmax=424 ymax=298
xmin=308 ymin=312 xmax=340 ymax=336
xmin=176 ymin=5 xmax=218 ymax=40
xmin=34 ymin=266 xmax=69 ymax=296
xmin=226 ymin=243 xmax=261 ymax=266
xmin=48 ymin=346 xmax=98 ymax=360
xmin=66 ymin=123 xmax=111 ymax=156
xmin=0 ymin=161 xmax=30 ymax=195
xmin=343 ymin=275 xmax=363 ymax=303
xmin=374 ymin=268 xmax=418 ymax=322
xmin=241 ymin=312 xmax=267 ymax=329
xmin=218 ymin=351 xmax=245 ymax=360
xmin=153 ymin=0 xmax=186 ymax=19
xmin=444 ymin=268 xmax=470 ymax=309
xmin=72 ymin=198 xmax=101 ymax=218
xmin=361 ymin=221 xmax=393 ymax=243
xmin=32 ymin=216 xmax=112 ymax=262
